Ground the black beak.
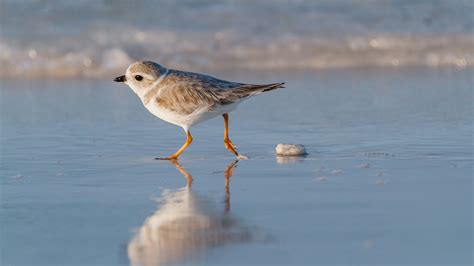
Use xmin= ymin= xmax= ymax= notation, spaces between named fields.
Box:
xmin=114 ymin=75 xmax=126 ymax=82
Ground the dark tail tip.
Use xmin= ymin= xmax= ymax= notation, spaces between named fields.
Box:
xmin=262 ymin=82 xmax=285 ymax=92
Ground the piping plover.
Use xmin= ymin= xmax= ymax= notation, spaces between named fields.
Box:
xmin=114 ymin=61 xmax=284 ymax=160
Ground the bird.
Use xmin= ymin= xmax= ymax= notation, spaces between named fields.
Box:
xmin=114 ymin=61 xmax=284 ymax=160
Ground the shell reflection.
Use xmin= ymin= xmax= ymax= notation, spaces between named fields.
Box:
xmin=128 ymin=160 xmax=268 ymax=266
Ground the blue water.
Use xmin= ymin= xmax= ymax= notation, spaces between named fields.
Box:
xmin=1 ymin=68 xmax=472 ymax=265
xmin=0 ymin=0 xmax=473 ymax=78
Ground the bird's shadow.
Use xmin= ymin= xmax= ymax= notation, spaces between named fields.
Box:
xmin=127 ymin=159 xmax=270 ymax=266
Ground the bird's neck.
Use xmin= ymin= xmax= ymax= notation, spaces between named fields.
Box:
xmin=140 ymin=68 xmax=170 ymax=105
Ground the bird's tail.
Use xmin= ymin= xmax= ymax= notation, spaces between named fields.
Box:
xmin=236 ymin=82 xmax=285 ymax=97
xmin=216 ymin=82 xmax=285 ymax=105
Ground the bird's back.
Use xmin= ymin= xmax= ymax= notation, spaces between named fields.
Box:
xmin=156 ymin=69 xmax=284 ymax=113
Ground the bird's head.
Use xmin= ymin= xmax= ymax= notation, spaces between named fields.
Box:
xmin=114 ymin=61 xmax=167 ymax=96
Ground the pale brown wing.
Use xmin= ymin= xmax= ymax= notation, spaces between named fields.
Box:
xmin=156 ymin=69 xmax=285 ymax=115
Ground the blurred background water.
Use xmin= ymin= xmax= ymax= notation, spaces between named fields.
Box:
xmin=0 ymin=0 xmax=473 ymax=79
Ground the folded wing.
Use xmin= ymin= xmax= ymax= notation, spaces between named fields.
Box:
xmin=156 ymin=70 xmax=285 ymax=115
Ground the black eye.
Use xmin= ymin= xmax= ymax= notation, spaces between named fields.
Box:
xmin=135 ymin=75 xmax=143 ymax=81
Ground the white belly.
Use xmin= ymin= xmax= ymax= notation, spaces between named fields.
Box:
xmin=144 ymin=101 xmax=240 ymax=131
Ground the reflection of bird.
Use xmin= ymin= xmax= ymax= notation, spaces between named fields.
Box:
xmin=224 ymin=160 xmax=238 ymax=214
xmin=127 ymin=160 xmax=267 ymax=266
xmin=114 ymin=61 xmax=284 ymax=160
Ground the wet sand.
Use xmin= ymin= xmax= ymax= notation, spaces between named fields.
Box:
xmin=1 ymin=68 xmax=472 ymax=265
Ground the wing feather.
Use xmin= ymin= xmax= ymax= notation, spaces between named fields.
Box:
xmin=156 ymin=70 xmax=284 ymax=115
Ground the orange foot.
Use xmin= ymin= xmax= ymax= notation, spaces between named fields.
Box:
xmin=224 ymin=139 xmax=239 ymax=156
xmin=155 ymin=156 xmax=178 ymax=160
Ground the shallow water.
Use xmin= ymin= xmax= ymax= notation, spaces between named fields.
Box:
xmin=1 ymin=0 xmax=473 ymax=78
xmin=1 ymin=69 xmax=472 ymax=265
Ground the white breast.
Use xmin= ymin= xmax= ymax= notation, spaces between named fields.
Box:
xmin=144 ymin=99 xmax=240 ymax=131
xmin=144 ymin=101 xmax=188 ymax=128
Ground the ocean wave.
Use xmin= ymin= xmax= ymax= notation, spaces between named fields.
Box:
xmin=1 ymin=32 xmax=472 ymax=79
xmin=1 ymin=0 xmax=473 ymax=79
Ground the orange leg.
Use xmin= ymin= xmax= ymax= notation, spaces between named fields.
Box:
xmin=156 ymin=130 xmax=193 ymax=160
xmin=223 ymin=113 xmax=239 ymax=156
